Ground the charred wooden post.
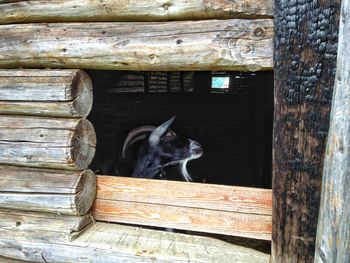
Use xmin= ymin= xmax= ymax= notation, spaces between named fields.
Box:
xmin=0 ymin=0 xmax=273 ymax=24
xmin=0 ymin=166 xmax=96 ymax=215
xmin=0 ymin=69 xmax=93 ymax=117
xmin=0 ymin=116 xmax=96 ymax=170
xmin=0 ymin=20 xmax=273 ymax=71
xmin=315 ymin=1 xmax=350 ymax=262
xmin=273 ymin=0 xmax=340 ymax=262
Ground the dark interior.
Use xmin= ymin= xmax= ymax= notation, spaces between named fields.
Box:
xmin=87 ymin=70 xmax=273 ymax=188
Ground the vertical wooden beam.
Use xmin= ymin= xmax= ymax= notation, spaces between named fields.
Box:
xmin=315 ymin=1 xmax=350 ymax=262
xmin=272 ymin=1 xmax=340 ymax=262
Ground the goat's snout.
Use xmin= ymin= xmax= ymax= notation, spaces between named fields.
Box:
xmin=189 ymin=140 xmax=203 ymax=159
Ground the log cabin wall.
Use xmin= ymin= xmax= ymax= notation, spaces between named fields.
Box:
xmin=88 ymin=70 xmax=273 ymax=188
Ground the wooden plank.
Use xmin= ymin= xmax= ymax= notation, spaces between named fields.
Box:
xmin=0 ymin=209 xmax=93 ymax=242
xmin=0 ymin=69 xmax=93 ymax=117
xmin=0 ymin=116 xmax=96 ymax=170
xmin=0 ymin=0 xmax=273 ymax=25
xmin=0 ymin=256 xmax=32 ymax=263
xmin=272 ymin=0 xmax=340 ymax=262
xmin=93 ymin=199 xmax=272 ymax=240
xmin=0 ymin=222 xmax=270 ymax=263
xmin=0 ymin=20 xmax=273 ymax=71
xmin=315 ymin=1 xmax=350 ymax=262
xmin=92 ymin=176 xmax=272 ymax=240
xmin=0 ymin=167 xmax=96 ymax=215
xmin=96 ymin=176 xmax=272 ymax=215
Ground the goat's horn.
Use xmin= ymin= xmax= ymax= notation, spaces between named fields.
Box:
xmin=149 ymin=116 xmax=176 ymax=147
xmin=122 ymin=125 xmax=155 ymax=158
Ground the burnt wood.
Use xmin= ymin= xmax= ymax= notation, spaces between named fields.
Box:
xmin=273 ymin=1 xmax=340 ymax=262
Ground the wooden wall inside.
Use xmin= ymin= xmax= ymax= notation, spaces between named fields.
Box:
xmin=87 ymin=70 xmax=273 ymax=188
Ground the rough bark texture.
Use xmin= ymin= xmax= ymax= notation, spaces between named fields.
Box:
xmin=0 ymin=69 xmax=93 ymax=117
xmin=272 ymin=0 xmax=340 ymax=262
xmin=0 ymin=20 xmax=273 ymax=71
xmin=0 ymin=0 xmax=273 ymax=24
xmin=0 ymin=166 xmax=96 ymax=215
xmin=0 ymin=116 xmax=96 ymax=170
xmin=0 ymin=222 xmax=270 ymax=263
xmin=315 ymin=1 xmax=350 ymax=262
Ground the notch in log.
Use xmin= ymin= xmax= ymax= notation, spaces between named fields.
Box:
xmin=0 ymin=20 xmax=273 ymax=71
xmin=0 ymin=0 xmax=273 ymax=24
xmin=0 ymin=69 xmax=93 ymax=118
xmin=0 ymin=166 xmax=96 ymax=215
xmin=0 ymin=116 xmax=96 ymax=170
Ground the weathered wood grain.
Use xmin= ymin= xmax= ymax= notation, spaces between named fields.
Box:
xmin=93 ymin=199 xmax=272 ymax=240
xmin=96 ymin=176 xmax=272 ymax=215
xmin=0 ymin=116 xmax=96 ymax=170
xmin=315 ymin=1 xmax=350 ymax=262
xmin=92 ymin=176 xmax=272 ymax=240
xmin=0 ymin=69 xmax=93 ymax=117
xmin=0 ymin=209 xmax=93 ymax=242
xmin=0 ymin=255 xmax=31 ymax=263
xmin=0 ymin=167 xmax=96 ymax=215
xmin=0 ymin=222 xmax=270 ymax=263
xmin=272 ymin=0 xmax=340 ymax=262
xmin=0 ymin=20 xmax=273 ymax=71
xmin=0 ymin=0 xmax=273 ymax=25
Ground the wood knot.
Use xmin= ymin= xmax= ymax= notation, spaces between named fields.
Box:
xmin=254 ymin=27 xmax=265 ymax=37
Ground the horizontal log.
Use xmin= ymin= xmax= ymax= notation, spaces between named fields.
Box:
xmin=0 ymin=116 xmax=96 ymax=170
xmin=0 ymin=20 xmax=273 ymax=71
xmin=0 ymin=166 xmax=96 ymax=215
xmin=0 ymin=222 xmax=270 ymax=263
xmin=0 ymin=69 xmax=93 ymax=117
xmin=0 ymin=209 xmax=93 ymax=242
xmin=0 ymin=0 xmax=273 ymax=25
xmin=96 ymin=176 xmax=272 ymax=215
xmin=0 ymin=256 xmax=30 ymax=263
xmin=92 ymin=176 xmax=272 ymax=240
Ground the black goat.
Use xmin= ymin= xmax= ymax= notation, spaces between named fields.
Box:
xmin=121 ymin=116 xmax=203 ymax=181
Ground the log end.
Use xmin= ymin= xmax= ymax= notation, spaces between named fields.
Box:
xmin=71 ymin=119 xmax=96 ymax=170
xmin=71 ymin=70 xmax=93 ymax=118
xmin=74 ymin=170 xmax=97 ymax=215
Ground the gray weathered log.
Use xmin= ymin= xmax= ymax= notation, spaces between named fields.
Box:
xmin=0 ymin=209 xmax=93 ymax=242
xmin=0 ymin=166 xmax=96 ymax=215
xmin=315 ymin=1 xmax=350 ymax=262
xmin=0 ymin=0 xmax=273 ymax=24
xmin=0 ymin=69 xmax=93 ymax=117
xmin=0 ymin=222 xmax=270 ymax=263
xmin=0 ymin=20 xmax=273 ymax=71
xmin=0 ymin=116 xmax=96 ymax=170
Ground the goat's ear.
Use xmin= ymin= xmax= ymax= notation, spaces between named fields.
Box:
xmin=149 ymin=116 xmax=176 ymax=146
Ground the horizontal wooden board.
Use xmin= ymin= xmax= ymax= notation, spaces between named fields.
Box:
xmin=92 ymin=176 xmax=272 ymax=240
xmin=0 ymin=0 xmax=273 ymax=24
xmin=0 ymin=20 xmax=273 ymax=71
xmin=96 ymin=176 xmax=272 ymax=215
xmin=0 ymin=222 xmax=270 ymax=263
xmin=0 ymin=69 xmax=93 ymax=117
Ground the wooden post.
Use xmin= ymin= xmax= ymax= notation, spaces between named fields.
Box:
xmin=272 ymin=0 xmax=340 ymax=262
xmin=315 ymin=1 xmax=350 ymax=262
xmin=0 ymin=166 xmax=96 ymax=215
xmin=0 ymin=0 xmax=273 ymax=24
xmin=0 ymin=20 xmax=273 ymax=71
xmin=0 ymin=69 xmax=93 ymax=117
xmin=0 ymin=116 xmax=96 ymax=170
